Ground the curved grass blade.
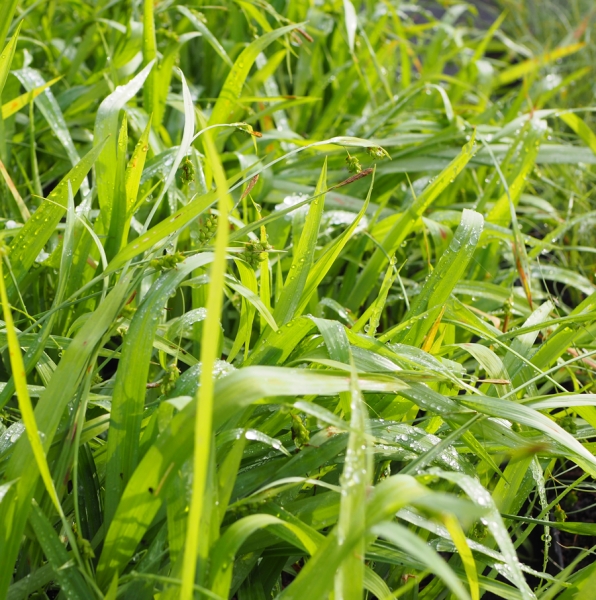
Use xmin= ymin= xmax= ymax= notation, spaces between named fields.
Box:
xmin=209 ymin=514 xmax=318 ymax=598
xmin=371 ymin=521 xmax=471 ymax=600
xmin=432 ymin=470 xmax=535 ymax=600
xmin=458 ymin=395 xmax=596 ymax=476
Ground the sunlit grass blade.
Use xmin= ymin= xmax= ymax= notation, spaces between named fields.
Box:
xmin=2 ymin=76 xmax=61 ymax=119
xmin=181 ymin=113 xmax=231 ymax=599
xmin=0 ymin=23 xmax=21 ymax=99
xmin=496 ymin=43 xmax=586 ymax=87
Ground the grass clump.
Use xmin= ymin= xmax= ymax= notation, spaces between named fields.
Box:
xmin=0 ymin=0 xmax=596 ymax=598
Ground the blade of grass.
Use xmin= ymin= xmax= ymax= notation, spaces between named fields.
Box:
xmin=347 ymin=135 xmax=477 ymax=310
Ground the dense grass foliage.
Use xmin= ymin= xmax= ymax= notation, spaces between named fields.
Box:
xmin=1 ymin=0 xmax=596 ymax=598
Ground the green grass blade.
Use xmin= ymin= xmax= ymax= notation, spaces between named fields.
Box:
xmin=29 ymin=503 xmax=95 ymax=599
xmin=104 ymin=253 xmax=216 ymax=527
xmin=14 ymin=68 xmax=85 ymax=192
xmin=372 ymin=521 xmax=471 ymax=600
xmin=0 ymin=23 xmax=21 ymax=99
xmin=208 ymin=23 xmax=301 ymax=127
xmin=142 ymin=0 xmax=157 ymax=117
xmin=2 ymin=75 xmax=61 ymax=119
xmin=0 ymin=0 xmax=19 ymax=50
xmin=295 ymin=173 xmax=372 ymax=318
xmin=347 ymin=135 xmax=477 ymax=310
xmin=143 ymin=68 xmax=195 ymax=229
xmin=210 ymin=515 xmax=318 ymax=598
xmin=96 ymin=367 xmax=407 ymax=587
xmin=181 ymin=114 xmax=231 ymax=599
xmin=0 ymin=253 xmax=64 ymax=517
xmin=0 ymin=276 xmax=132 ymax=597
xmin=273 ymin=160 xmax=327 ymax=326
xmin=334 ymin=363 xmax=370 ymax=599
xmin=94 ymin=61 xmax=154 ymax=230
xmin=434 ymin=470 xmax=535 ymax=599
xmin=392 ymin=209 xmax=484 ymax=346
xmin=4 ymin=138 xmax=107 ymax=301
xmin=495 ymin=43 xmax=585 ymax=87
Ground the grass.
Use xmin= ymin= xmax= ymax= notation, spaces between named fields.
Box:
xmin=0 ymin=0 xmax=595 ymax=598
